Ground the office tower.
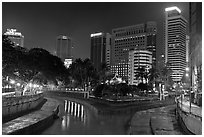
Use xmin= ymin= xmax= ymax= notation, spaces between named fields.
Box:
xmin=111 ymin=21 xmax=157 ymax=81
xmin=189 ymin=3 xmax=202 ymax=94
xmin=128 ymin=50 xmax=152 ymax=85
xmin=90 ymin=32 xmax=111 ymax=72
xmin=186 ymin=35 xmax=190 ymax=65
xmin=56 ymin=35 xmax=73 ymax=62
xmin=4 ymin=29 xmax=24 ymax=47
xmin=164 ymin=6 xmax=187 ymax=82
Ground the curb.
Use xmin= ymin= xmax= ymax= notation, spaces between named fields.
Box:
xmin=2 ymin=97 xmax=60 ymax=135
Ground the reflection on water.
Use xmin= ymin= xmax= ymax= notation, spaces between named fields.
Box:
xmin=62 ymin=100 xmax=87 ymax=130
xmin=41 ymin=98 xmax=133 ymax=135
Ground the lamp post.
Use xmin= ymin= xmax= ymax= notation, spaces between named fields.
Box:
xmin=185 ymin=67 xmax=191 ymax=113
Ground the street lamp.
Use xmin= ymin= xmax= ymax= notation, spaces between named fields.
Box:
xmin=185 ymin=67 xmax=191 ymax=113
xmin=10 ymin=79 xmax=15 ymax=84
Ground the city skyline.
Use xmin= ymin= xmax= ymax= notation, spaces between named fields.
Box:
xmin=2 ymin=2 xmax=189 ymax=59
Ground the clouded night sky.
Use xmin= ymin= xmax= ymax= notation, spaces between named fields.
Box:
xmin=2 ymin=2 xmax=189 ymax=59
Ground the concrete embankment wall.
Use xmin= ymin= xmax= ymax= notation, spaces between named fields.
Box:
xmin=177 ymin=107 xmax=202 ymax=135
xmin=2 ymin=93 xmax=44 ymax=122
xmin=44 ymin=91 xmax=98 ymax=115
xmin=47 ymin=90 xmax=88 ymax=98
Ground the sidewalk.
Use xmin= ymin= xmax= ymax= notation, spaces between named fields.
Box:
xmin=2 ymin=97 xmax=59 ymax=135
xmin=176 ymin=97 xmax=202 ymax=135
xmin=128 ymin=105 xmax=184 ymax=135
xmin=177 ymin=98 xmax=202 ymax=118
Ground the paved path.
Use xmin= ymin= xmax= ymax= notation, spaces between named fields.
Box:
xmin=128 ymin=105 xmax=185 ymax=135
xmin=177 ymin=98 xmax=202 ymax=117
xmin=2 ymin=97 xmax=59 ymax=135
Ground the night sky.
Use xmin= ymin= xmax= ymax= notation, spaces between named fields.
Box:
xmin=2 ymin=2 xmax=189 ymax=59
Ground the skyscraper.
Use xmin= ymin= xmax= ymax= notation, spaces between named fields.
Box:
xmin=56 ymin=35 xmax=73 ymax=62
xmin=90 ymin=32 xmax=111 ymax=72
xmin=4 ymin=29 xmax=24 ymax=47
xmin=111 ymin=22 xmax=157 ymax=81
xmin=164 ymin=6 xmax=187 ymax=82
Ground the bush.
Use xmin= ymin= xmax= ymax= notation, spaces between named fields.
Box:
xmin=92 ymin=84 xmax=105 ymax=97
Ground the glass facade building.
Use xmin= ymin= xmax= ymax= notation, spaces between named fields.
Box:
xmin=56 ymin=35 xmax=73 ymax=62
xmin=90 ymin=32 xmax=111 ymax=72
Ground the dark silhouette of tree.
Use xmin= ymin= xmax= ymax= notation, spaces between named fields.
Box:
xmin=147 ymin=65 xmax=160 ymax=89
xmin=69 ymin=58 xmax=97 ymax=88
xmin=3 ymin=35 xmax=69 ymax=88
xmin=159 ymin=62 xmax=173 ymax=90
xmin=135 ymin=66 xmax=148 ymax=84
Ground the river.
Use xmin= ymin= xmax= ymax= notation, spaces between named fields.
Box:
xmin=41 ymin=96 xmax=135 ymax=135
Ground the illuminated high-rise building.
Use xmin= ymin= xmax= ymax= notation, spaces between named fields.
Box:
xmin=4 ymin=29 xmax=24 ymax=47
xmin=90 ymin=32 xmax=111 ymax=72
xmin=111 ymin=21 xmax=157 ymax=81
xmin=128 ymin=50 xmax=152 ymax=85
xmin=56 ymin=35 xmax=73 ymax=62
xmin=164 ymin=6 xmax=187 ymax=82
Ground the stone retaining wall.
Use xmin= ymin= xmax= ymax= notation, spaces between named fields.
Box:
xmin=2 ymin=93 xmax=44 ymax=121
xmin=177 ymin=107 xmax=202 ymax=135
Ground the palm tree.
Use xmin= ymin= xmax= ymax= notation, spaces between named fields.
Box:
xmin=69 ymin=58 xmax=97 ymax=88
xmin=148 ymin=66 xmax=160 ymax=89
xmin=159 ymin=62 xmax=172 ymax=90
xmin=98 ymin=62 xmax=111 ymax=84
xmin=135 ymin=66 xmax=147 ymax=84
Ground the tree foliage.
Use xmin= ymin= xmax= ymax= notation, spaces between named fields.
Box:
xmin=2 ymin=35 xmax=69 ymax=86
xmin=68 ymin=58 xmax=97 ymax=88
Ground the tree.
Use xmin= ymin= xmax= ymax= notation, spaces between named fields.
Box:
xmin=98 ymin=62 xmax=112 ymax=83
xmin=135 ymin=66 xmax=148 ymax=84
xmin=69 ymin=58 xmax=97 ymax=88
xmin=3 ymin=34 xmax=70 ymax=91
xmin=92 ymin=84 xmax=105 ymax=97
xmin=159 ymin=62 xmax=173 ymax=90
xmin=147 ymin=65 xmax=160 ymax=89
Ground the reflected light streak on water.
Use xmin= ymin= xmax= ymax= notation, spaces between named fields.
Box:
xmin=41 ymin=98 xmax=132 ymax=135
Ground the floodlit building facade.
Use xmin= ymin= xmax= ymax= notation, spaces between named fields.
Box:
xmin=128 ymin=50 xmax=152 ymax=85
xmin=4 ymin=29 xmax=24 ymax=47
xmin=90 ymin=32 xmax=111 ymax=72
xmin=164 ymin=6 xmax=188 ymax=82
xmin=111 ymin=22 xmax=157 ymax=81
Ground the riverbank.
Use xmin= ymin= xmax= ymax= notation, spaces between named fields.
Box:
xmin=2 ymin=97 xmax=60 ymax=135
xmin=44 ymin=91 xmax=175 ymax=115
xmin=128 ymin=105 xmax=185 ymax=135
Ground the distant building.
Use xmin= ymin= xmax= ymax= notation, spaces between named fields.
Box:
xmin=111 ymin=21 xmax=157 ymax=81
xmin=64 ymin=58 xmax=73 ymax=68
xmin=186 ymin=35 xmax=190 ymax=65
xmin=56 ymin=35 xmax=73 ymax=62
xmin=164 ymin=6 xmax=187 ymax=82
xmin=90 ymin=32 xmax=111 ymax=72
xmin=128 ymin=50 xmax=152 ymax=85
xmin=4 ymin=29 xmax=24 ymax=47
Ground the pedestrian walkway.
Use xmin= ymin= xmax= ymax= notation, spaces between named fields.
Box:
xmin=176 ymin=97 xmax=202 ymax=135
xmin=177 ymin=98 xmax=202 ymax=118
xmin=2 ymin=97 xmax=59 ymax=135
xmin=128 ymin=105 xmax=184 ymax=135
